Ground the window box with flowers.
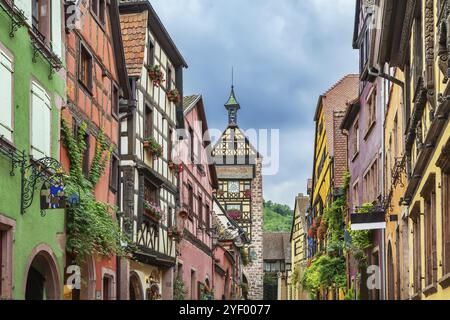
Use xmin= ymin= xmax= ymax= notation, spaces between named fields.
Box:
xmin=148 ymin=65 xmax=165 ymax=87
xmin=144 ymin=200 xmax=163 ymax=222
xmin=168 ymin=225 xmax=183 ymax=242
xmin=143 ymin=136 xmax=163 ymax=159
xmin=243 ymin=190 xmax=252 ymax=199
xmin=167 ymin=88 xmax=181 ymax=104
xmin=228 ymin=210 xmax=242 ymax=220
xmin=168 ymin=160 xmax=183 ymax=173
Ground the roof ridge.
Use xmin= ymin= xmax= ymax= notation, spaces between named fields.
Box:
xmin=322 ymin=74 xmax=359 ymax=97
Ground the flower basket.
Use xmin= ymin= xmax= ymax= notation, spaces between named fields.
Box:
xmin=148 ymin=65 xmax=165 ymax=87
xmin=167 ymin=89 xmax=180 ymax=104
xmin=307 ymin=227 xmax=315 ymax=238
xmin=228 ymin=210 xmax=242 ymax=220
xmin=144 ymin=201 xmax=163 ymax=222
xmin=168 ymin=226 xmax=183 ymax=242
xmin=143 ymin=136 xmax=163 ymax=159
xmin=243 ymin=190 xmax=252 ymax=199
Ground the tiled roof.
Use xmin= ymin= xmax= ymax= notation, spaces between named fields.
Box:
xmin=318 ymin=74 xmax=359 ymax=156
xmin=120 ymin=11 xmax=148 ymax=77
xmin=263 ymin=232 xmax=291 ymax=261
xmin=183 ymin=94 xmax=201 ymax=111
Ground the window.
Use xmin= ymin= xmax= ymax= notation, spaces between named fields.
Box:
xmin=109 ymin=155 xmax=119 ymax=193
xmin=352 ymin=181 xmax=359 ymax=207
xmin=0 ymin=46 xmax=13 ymax=142
xmin=422 ymin=176 xmax=437 ymax=289
xmin=363 ymin=159 xmax=379 ymax=203
xmin=147 ymin=40 xmax=155 ymax=66
xmin=411 ymin=204 xmax=422 ymax=295
xmin=144 ymin=179 xmax=157 ymax=204
xmin=79 ymin=44 xmax=93 ymax=91
xmin=189 ymin=126 xmax=195 ymax=163
xmin=32 ymin=0 xmax=51 ymax=43
xmin=91 ymin=0 xmax=106 ymax=25
xmin=352 ymin=120 xmax=359 ymax=157
xmin=366 ymin=88 xmax=376 ymax=135
xmin=112 ymin=84 xmax=119 ymax=117
xmin=102 ymin=275 xmax=113 ymax=300
xmin=294 ymin=241 xmax=302 ymax=256
xmin=413 ymin=2 xmax=423 ymax=86
xmin=198 ymin=196 xmax=203 ymax=225
xmin=168 ymin=128 xmax=173 ymax=161
xmin=443 ymin=170 xmax=450 ymax=276
xmin=205 ymin=204 xmax=210 ymax=230
xmin=31 ymin=81 xmax=51 ymax=158
xmin=167 ymin=66 xmax=172 ymax=90
xmin=188 ymin=184 xmax=194 ymax=216
xmin=145 ymin=104 xmax=153 ymax=138
xmin=228 ymin=181 xmax=240 ymax=194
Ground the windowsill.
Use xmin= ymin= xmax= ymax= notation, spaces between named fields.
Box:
xmin=439 ymin=273 xmax=450 ymax=289
xmin=422 ymin=283 xmax=438 ymax=297
xmin=0 ymin=136 xmax=16 ymax=151
xmin=364 ymin=121 xmax=376 ymax=141
xmin=78 ymin=80 xmax=93 ymax=97
xmin=351 ymin=151 xmax=359 ymax=163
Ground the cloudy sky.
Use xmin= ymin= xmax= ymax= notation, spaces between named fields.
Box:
xmin=151 ymin=0 xmax=358 ymax=208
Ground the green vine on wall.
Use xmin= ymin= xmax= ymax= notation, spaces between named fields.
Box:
xmin=61 ymin=118 xmax=128 ymax=264
xmin=173 ymin=275 xmax=187 ymax=300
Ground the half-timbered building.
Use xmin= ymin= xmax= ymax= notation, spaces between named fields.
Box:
xmin=62 ymin=0 xmax=129 ymax=300
xmin=118 ymin=0 xmax=187 ymax=300
xmin=212 ymin=86 xmax=264 ymax=300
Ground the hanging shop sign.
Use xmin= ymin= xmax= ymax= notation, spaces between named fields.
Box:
xmin=350 ymin=211 xmax=386 ymax=231
xmin=40 ymin=183 xmax=66 ymax=210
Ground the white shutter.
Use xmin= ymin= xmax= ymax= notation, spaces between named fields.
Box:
xmin=51 ymin=0 xmax=62 ymax=58
xmin=14 ymin=0 xmax=32 ymax=24
xmin=31 ymin=82 xmax=52 ymax=158
xmin=0 ymin=49 xmax=13 ymax=142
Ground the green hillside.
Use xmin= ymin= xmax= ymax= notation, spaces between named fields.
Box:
xmin=263 ymin=200 xmax=293 ymax=232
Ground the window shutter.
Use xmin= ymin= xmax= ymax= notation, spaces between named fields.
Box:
xmin=0 ymin=50 xmax=13 ymax=141
xmin=14 ymin=0 xmax=32 ymax=23
xmin=31 ymin=82 xmax=51 ymax=158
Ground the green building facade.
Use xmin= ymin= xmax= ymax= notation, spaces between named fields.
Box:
xmin=0 ymin=0 xmax=65 ymax=300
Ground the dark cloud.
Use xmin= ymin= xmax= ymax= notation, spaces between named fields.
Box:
xmin=151 ymin=0 xmax=358 ymax=207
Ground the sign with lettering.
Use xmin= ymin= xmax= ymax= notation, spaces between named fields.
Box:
xmin=216 ymin=165 xmax=254 ymax=179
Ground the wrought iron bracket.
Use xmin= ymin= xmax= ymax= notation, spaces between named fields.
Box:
xmin=29 ymin=27 xmax=63 ymax=80
xmin=0 ymin=0 xmax=28 ymax=38
xmin=21 ymin=157 xmax=64 ymax=216
xmin=0 ymin=138 xmax=26 ymax=176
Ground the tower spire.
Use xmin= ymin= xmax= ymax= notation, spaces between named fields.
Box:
xmin=225 ymin=67 xmax=240 ymax=127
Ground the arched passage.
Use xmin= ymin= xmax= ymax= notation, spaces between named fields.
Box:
xmin=24 ymin=245 xmax=61 ymax=300
xmin=129 ymin=272 xmax=144 ymax=300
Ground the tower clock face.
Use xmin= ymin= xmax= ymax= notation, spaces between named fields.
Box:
xmin=228 ymin=181 xmax=240 ymax=194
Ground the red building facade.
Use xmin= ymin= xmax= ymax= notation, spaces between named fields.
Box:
xmin=62 ymin=0 xmax=129 ymax=300
xmin=176 ymin=95 xmax=218 ymax=299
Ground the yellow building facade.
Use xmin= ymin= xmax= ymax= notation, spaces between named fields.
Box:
xmin=288 ymin=194 xmax=310 ymax=300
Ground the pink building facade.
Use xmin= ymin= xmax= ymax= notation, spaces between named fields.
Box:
xmin=176 ymin=95 xmax=218 ymax=300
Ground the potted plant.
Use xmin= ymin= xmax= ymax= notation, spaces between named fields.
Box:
xmin=148 ymin=65 xmax=165 ymax=87
xmin=143 ymin=136 xmax=163 ymax=159
xmin=167 ymin=88 xmax=180 ymax=104
xmin=243 ymin=189 xmax=252 ymax=199
xmin=168 ymin=160 xmax=182 ymax=173
xmin=143 ymin=200 xmax=163 ymax=222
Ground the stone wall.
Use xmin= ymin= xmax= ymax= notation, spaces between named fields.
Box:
xmin=244 ymin=158 xmax=264 ymax=300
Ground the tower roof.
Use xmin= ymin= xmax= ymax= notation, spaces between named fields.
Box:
xmin=225 ymin=86 xmax=240 ymax=108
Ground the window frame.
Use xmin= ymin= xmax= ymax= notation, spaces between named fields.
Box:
xmin=111 ymin=83 xmax=119 ymax=119
xmin=90 ymin=0 xmax=106 ymax=27
xmin=109 ymin=153 xmax=119 ymax=193
xmin=0 ymin=43 xmax=14 ymax=144
xmin=78 ymin=42 xmax=93 ymax=94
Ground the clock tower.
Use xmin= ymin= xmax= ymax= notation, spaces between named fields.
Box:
xmin=212 ymin=86 xmax=264 ymax=300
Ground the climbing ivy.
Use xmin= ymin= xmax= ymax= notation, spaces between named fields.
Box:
xmin=173 ymin=275 xmax=187 ymax=300
xmin=346 ymin=203 xmax=373 ymax=270
xmin=61 ymin=118 xmax=128 ymax=264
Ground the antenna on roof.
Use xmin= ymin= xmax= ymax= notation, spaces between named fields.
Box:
xmin=231 ymin=66 xmax=234 ymax=88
